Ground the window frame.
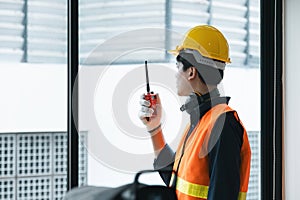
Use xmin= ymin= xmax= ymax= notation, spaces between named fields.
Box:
xmin=67 ymin=0 xmax=79 ymax=190
xmin=260 ymin=0 xmax=283 ymax=199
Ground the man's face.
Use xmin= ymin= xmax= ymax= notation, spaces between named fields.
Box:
xmin=175 ymin=61 xmax=193 ymax=96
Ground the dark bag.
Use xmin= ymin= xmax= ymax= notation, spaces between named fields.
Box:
xmin=64 ymin=169 xmax=177 ymax=200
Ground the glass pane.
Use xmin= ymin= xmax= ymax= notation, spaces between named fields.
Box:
xmin=78 ymin=1 xmax=260 ymax=200
xmin=0 ymin=0 xmax=72 ymax=199
xmin=78 ymin=0 xmax=168 ymax=187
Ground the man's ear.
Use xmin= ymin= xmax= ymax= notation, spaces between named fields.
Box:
xmin=188 ymin=67 xmax=197 ymax=80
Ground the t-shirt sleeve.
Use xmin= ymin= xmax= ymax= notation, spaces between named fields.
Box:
xmin=153 ymin=144 xmax=175 ymax=186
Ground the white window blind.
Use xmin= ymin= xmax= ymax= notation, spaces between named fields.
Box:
xmin=79 ymin=0 xmax=166 ymax=65
xmin=0 ymin=0 xmax=259 ymax=68
xmin=0 ymin=0 xmax=67 ymax=63
xmin=0 ymin=0 xmax=24 ymax=62
xmin=248 ymin=0 xmax=260 ymax=67
xmin=26 ymin=0 xmax=67 ymax=63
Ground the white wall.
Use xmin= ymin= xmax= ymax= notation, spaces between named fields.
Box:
xmin=0 ymin=63 xmax=67 ymax=132
xmin=284 ymin=0 xmax=300 ymax=199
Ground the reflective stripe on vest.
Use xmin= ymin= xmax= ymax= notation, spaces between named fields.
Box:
xmin=176 ymin=176 xmax=208 ymax=198
xmin=238 ymin=192 xmax=247 ymax=200
xmin=175 ymin=176 xmax=247 ymax=200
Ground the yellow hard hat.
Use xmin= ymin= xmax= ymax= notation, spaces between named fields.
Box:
xmin=169 ymin=25 xmax=231 ymax=63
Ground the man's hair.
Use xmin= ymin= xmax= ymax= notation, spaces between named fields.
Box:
xmin=176 ymin=53 xmax=224 ymax=85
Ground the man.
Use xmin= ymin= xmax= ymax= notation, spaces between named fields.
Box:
xmin=139 ymin=25 xmax=251 ymax=200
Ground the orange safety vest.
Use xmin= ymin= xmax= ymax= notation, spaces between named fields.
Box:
xmin=170 ymin=104 xmax=251 ymax=200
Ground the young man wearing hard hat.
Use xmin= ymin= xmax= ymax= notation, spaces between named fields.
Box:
xmin=139 ymin=25 xmax=251 ymax=200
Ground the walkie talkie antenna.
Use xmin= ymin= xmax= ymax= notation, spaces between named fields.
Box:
xmin=145 ymin=60 xmax=150 ymax=93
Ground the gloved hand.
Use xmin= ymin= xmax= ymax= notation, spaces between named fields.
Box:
xmin=139 ymin=93 xmax=162 ymax=134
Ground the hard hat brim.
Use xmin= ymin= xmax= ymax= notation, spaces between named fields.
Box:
xmin=167 ymin=45 xmax=184 ymax=55
xmin=167 ymin=49 xmax=179 ymax=55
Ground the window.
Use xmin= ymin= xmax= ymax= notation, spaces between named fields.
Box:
xmin=1 ymin=0 xmax=262 ymax=199
xmin=78 ymin=1 xmax=261 ymax=200
xmin=0 ymin=0 xmax=75 ymax=199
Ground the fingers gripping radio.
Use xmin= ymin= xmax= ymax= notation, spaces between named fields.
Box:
xmin=143 ymin=92 xmax=157 ymax=118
